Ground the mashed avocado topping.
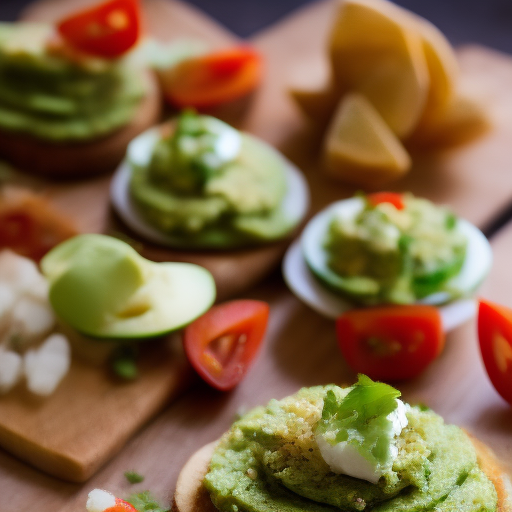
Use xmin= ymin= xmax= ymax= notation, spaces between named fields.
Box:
xmin=204 ymin=380 xmax=497 ymax=512
xmin=323 ymin=194 xmax=467 ymax=304
xmin=129 ymin=111 xmax=294 ymax=248
xmin=0 ymin=23 xmax=144 ymax=141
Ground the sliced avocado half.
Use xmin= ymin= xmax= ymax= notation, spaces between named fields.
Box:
xmin=41 ymin=234 xmax=216 ymax=339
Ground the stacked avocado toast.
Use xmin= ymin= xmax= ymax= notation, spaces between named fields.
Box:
xmin=204 ymin=380 xmax=498 ymax=512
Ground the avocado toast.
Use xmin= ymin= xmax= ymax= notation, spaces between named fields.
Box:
xmin=173 ymin=380 xmax=512 ymax=512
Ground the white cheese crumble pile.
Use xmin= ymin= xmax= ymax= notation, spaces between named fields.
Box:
xmin=316 ymin=398 xmax=408 ymax=484
xmin=86 ymin=489 xmax=117 ymax=512
xmin=0 ymin=250 xmax=70 ymax=396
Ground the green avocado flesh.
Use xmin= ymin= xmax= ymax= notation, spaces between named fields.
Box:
xmin=41 ymin=234 xmax=216 ymax=339
xmin=204 ymin=385 xmax=497 ymax=512
xmin=303 ymin=195 xmax=467 ymax=305
xmin=0 ymin=23 xmax=144 ymax=141
xmin=129 ymin=112 xmax=294 ymax=248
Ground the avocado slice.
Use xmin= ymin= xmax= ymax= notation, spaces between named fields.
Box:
xmin=41 ymin=234 xmax=215 ymax=339
xmin=111 ymin=128 xmax=309 ymax=249
xmin=301 ymin=198 xmax=492 ymax=306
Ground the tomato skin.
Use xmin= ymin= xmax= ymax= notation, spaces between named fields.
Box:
xmin=103 ymin=498 xmax=137 ymax=512
xmin=57 ymin=0 xmax=141 ymax=58
xmin=183 ymin=300 xmax=269 ymax=391
xmin=104 ymin=498 xmax=137 ymax=512
xmin=0 ymin=189 xmax=77 ymax=262
xmin=336 ymin=305 xmax=444 ymax=381
xmin=478 ymin=299 xmax=512 ymax=405
xmin=367 ymin=192 xmax=404 ymax=210
xmin=160 ymin=46 xmax=262 ymax=109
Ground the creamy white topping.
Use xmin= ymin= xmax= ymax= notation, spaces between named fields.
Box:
xmin=316 ymin=399 xmax=408 ymax=483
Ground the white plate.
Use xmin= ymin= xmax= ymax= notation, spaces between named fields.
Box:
xmin=283 ymin=199 xmax=493 ymax=332
xmin=111 ymin=128 xmax=310 ymax=248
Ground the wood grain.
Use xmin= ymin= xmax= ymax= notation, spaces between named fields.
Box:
xmin=0 ymin=0 xmax=512 ymax=510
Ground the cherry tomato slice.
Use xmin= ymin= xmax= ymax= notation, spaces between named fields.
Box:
xmin=0 ymin=188 xmax=77 ymax=262
xmin=160 ymin=46 xmax=262 ymax=109
xmin=183 ymin=300 xmax=269 ymax=391
xmin=367 ymin=192 xmax=404 ymax=210
xmin=478 ymin=299 xmax=512 ymax=405
xmin=104 ymin=498 xmax=137 ymax=512
xmin=336 ymin=305 xmax=444 ymax=381
xmin=57 ymin=0 xmax=141 ymax=58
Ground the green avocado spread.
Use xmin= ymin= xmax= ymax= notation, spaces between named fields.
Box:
xmin=129 ymin=111 xmax=295 ymax=248
xmin=323 ymin=194 xmax=467 ymax=304
xmin=204 ymin=380 xmax=497 ymax=512
xmin=0 ymin=23 xmax=144 ymax=141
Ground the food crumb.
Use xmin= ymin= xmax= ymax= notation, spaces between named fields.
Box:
xmin=124 ymin=471 xmax=145 ymax=484
xmin=246 ymin=468 xmax=258 ymax=480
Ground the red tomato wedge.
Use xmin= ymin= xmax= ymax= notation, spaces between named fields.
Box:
xmin=183 ymin=300 xmax=269 ymax=391
xmin=478 ymin=299 xmax=512 ymax=405
xmin=57 ymin=0 xmax=141 ymax=58
xmin=336 ymin=305 xmax=444 ymax=381
xmin=367 ymin=192 xmax=405 ymax=210
xmin=104 ymin=498 xmax=137 ymax=512
xmin=160 ymin=46 xmax=262 ymax=109
xmin=0 ymin=188 xmax=77 ymax=262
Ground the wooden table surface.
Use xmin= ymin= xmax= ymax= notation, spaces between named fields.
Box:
xmin=2 ymin=0 xmax=512 ymax=511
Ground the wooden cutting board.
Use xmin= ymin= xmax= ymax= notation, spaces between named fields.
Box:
xmin=1 ymin=0 xmax=512 ymax=508
xmin=0 ymin=0 xmax=255 ymax=484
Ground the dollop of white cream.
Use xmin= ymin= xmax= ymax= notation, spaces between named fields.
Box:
xmin=213 ymin=125 xmax=241 ymax=164
xmin=316 ymin=399 xmax=408 ymax=484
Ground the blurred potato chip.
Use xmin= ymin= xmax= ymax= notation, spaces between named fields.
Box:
xmin=407 ymin=94 xmax=491 ymax=150
xmin=328 ymin=0 xmax=430 ymax=138
xmin=323 ymin=92 xmax=411 ymax=187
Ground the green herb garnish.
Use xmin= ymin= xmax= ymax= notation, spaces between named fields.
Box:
xmin=127 ymin=491 xmax=170 ymax=512
xmin=316 ymin=374 xmax=401 ymax=467
xmin=124 ymin=471 xmax=145 ymax=484
xmin=111 ymin=347 xmax=138 ymax=380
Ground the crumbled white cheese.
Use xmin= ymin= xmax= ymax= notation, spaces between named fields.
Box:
xmin=24 ymin=334 xmax=70 ymax=396
xmin=10 ymin=296 xmax=55 ymax=345
xmin=0 ymin=283 xmax=15 ymax=319
xmin=316 ymin=399 xmax=408 ymax=484
xmin=0 ymin=250 xmax=44 ymax=296
xmin=86 ymin=489 xmax=117 ymax=512
xmin=0 ymin=348 xmax=23 ymax=393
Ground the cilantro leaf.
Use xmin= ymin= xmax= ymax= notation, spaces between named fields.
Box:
xmin=316 ymin=375 xmax=401 ymax=467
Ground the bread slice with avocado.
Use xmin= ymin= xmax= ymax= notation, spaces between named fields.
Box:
xmin=172 ymin=382 xmax=512 ymax=512
xmin=0 ymin=23 xmax=161 ymax=179
xmin=0 ymin=70 xmax=161 ymax=179
xmin=173 ymin=437 xmax=512 ymax=512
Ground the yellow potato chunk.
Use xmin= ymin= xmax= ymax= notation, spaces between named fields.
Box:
xmin=407 ymin=94 xmax=491 ymax=150
xmin=322 ymin=92 xmax=411 ymax=187
xmin=289 ymin=59 xmax=339 ymax=128
xmin=411 ymin=14 xmax=459 ymax=125
xmin=328 ymin=0 xmax=429 ymax=138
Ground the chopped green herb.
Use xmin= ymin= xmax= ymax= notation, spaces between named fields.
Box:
xmin=127 ymin=491 xmax=170 ymax=512
xmin=112 ymin=347 xmax=139 ymax=380
xmin=124 ymin=471 xmax=145 ymax=484
xmin=316 ymin=374 xmax=401 ymax=467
